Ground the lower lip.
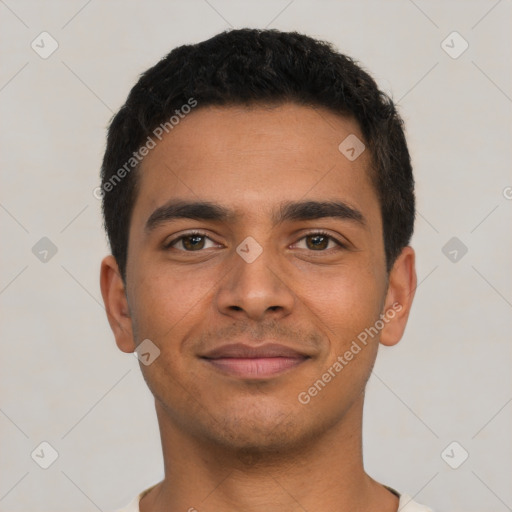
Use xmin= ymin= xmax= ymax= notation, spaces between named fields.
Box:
xmin=204 ymin=357 xmax=307 ymax=378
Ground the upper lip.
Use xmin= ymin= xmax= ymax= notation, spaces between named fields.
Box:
xmin=201 ymin=342 xmax=310 ymax=359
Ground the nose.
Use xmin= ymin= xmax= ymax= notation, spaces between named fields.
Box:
xmin=215 ymin=242 xmax=295 ymax=322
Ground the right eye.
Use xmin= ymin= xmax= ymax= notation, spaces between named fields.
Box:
xmin=165 ymin=231 xmax=220 ymax=251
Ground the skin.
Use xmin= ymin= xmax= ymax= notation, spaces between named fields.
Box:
xmin=100 ymin=103 xmax=416 ymax=512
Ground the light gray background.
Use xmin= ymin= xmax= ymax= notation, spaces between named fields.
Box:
xmin=1 ymin=1 xmax=511 ymax=511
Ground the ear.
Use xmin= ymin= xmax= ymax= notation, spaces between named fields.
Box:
xmin=379 ymin=246 xmax=417 ymax=347
xmin=100 ymin=255 xmax=135 ymax=353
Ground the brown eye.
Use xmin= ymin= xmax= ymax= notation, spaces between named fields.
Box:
xmin=306 ymin=234 xmax=330 ymax=250
xmin=167 ymin=232 xmax=218 ymax=251
xmin=293 ymin=232 xmax=345 ymax=251
xmin=181 ymin=235 xmax=206 ymax=250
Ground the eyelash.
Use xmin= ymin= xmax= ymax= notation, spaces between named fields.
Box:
xmin=164 ymin=230 xmax=347 ymax=251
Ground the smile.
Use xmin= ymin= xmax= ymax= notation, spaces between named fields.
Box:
xmin=203 ymin=356 xmax=308 ymax=378
xmin=200 ymin=342 xmax=311 ymax=379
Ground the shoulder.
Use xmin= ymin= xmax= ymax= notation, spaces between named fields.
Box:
xmin=111 ymin=483 xmax=158 ymax=512
xmin=398 ymin=493 xmax=435 ymax=512
xmin=385 ymin=485 xmax=434 ymax=512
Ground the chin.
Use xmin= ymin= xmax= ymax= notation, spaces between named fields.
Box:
xmin=195 ymin=406 xmax=319 ymax=458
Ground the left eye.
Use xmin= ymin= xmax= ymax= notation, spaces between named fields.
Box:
xmin=294 ymin=233 xmax=342 ymax=251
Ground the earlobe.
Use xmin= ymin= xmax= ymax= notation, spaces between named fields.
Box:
xmin=99 ymin=255 xmax=135 ymax=353
xmin=379 ymin=246 xmax=417 ymax=347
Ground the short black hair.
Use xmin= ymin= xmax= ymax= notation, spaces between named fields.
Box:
xmin=100 ymin=28 xmax=414 ymax=282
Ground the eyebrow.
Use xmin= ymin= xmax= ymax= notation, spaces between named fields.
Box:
xmin=275 ymin=200 xmax=365 ymax=226
xmin=144 ymin=199 xmax=366 ymax=234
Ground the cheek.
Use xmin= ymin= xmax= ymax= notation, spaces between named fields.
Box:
xmin=128 ymin=269 xmax=209 ymax=394
xmin=293 ymin=262 xmax=386 ymax=344
xmin=128 ymin=264 xmax=213 ymax=341
xmin=294 ymin=269 xmax=384 ymax=410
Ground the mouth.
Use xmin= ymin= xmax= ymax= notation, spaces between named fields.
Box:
xmin=200 ymin=343 xmax=311 ymax=379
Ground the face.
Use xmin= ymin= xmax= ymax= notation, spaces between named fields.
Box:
xmin=101 ymin=103 xmax=416 ymax=454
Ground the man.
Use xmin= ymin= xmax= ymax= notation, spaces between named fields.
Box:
xmin=99 ymin=28 xmax=433 ymax=511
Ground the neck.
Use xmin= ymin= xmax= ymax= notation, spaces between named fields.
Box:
xmin=140 ymin=394 xmax=397 ymax=512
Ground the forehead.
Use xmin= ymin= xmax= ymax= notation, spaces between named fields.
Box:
xmin=131 ymin=103 xmax=379 ymax=228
